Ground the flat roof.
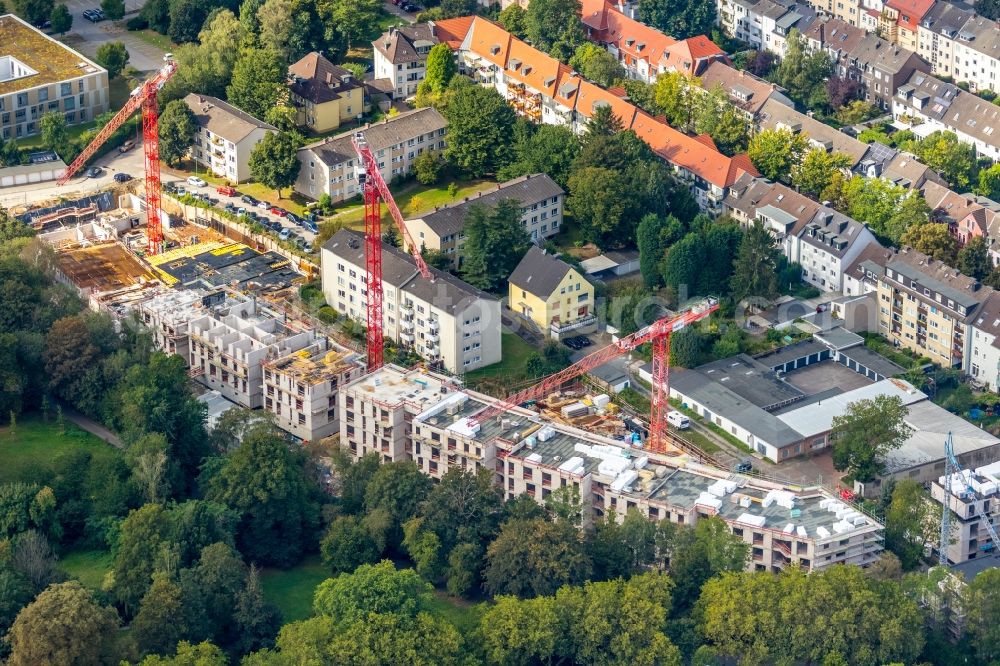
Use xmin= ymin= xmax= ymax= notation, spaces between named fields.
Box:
xmin=839 ymin=345 xmax=906 ymax=378
xmin=755 ymin=339 xmax=829 ymax=369
xmin=0 ymin=14 xmax=105 ymax=96
xmin=696 ymin=354 xmax=804 ymax=410
xmin=885 ymin=399 xmax=1000 ymax=473
xmin=776 ymin=378 xmax=926 ymax=438
xmin=814 ymin=326 xmax=864 ymax=350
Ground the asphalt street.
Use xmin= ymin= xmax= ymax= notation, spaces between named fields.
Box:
xmin=57 ymin=1 xmax=166 ymax=74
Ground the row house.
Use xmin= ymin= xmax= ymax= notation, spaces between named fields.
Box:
xmin=581 ymin=0 xmax=728 ymax=80
xmin=697 ymin=60 xmax=795 ymax=124
xmin=878 ymin=0 xmax=936 ymax=53
xmin=916 ymin=9 xmax=1000 ymax=94
xmin=806 ymin=0 xmax=863 ymax=29
xmin=321 ymin=229 xmax=502 ymax=373
xmin=894 ymin=71 xmax=1000 ymax=162
xmin=916 ymin=2 xmax=974 ymax=80
xmin=921 ymin=180 xmax=1000 ymax=257
xmin=716 ymin=0 xmax=817 ymax=57
xmin=434 ymin=16 xmax=759 ymax=213
xmin=340 ymin=364 xmax=886 ymax=571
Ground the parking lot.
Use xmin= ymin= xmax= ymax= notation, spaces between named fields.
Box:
xmin=56 ymin=1 xmax=167 ymax=73
xmin=164 ymin=176 xmax=321 ymax=253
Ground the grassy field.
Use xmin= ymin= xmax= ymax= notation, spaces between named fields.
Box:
xmin=61 ymin=549 xmax=113 ymax=590
xmin=131 ymin=29 xmax=177 ymax=53
xmin=330 ymin=179 xmax=496 ymax=230
xmin=465 ymin=332 xmax=538 ymax=383
xmin=0 ymin=416 xmax=120 ymax=485
xmin=260 ymin=555 xmax=329 ymax=622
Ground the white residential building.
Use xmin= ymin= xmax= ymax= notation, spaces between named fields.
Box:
xmin=184 ymin=94 xmax=276 ymax=183
xmin=321 ymin=229 xmax=501 ymax=373
xmin=970 ymin=291 xmax=1000 ymax=392
xmin=786 ymin=208 xmax=880 ymax=292
xmin=294 ymin=108 xmax=447 ymax=203
xmin=931 ymin=460 xmax=1000 ymax=564
xmin=372 ymin=25 xmax=440 ymax=99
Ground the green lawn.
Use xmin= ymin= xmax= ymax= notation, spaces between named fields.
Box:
xmin=260 ymin=555 xmax=330 ymax=622
xmin=131 ymin=29 xmax=177 ymax=55
xmin=61 ymin=549 xmax=113 ymax=591
xmin=465 ymin=332 xmax=538 ymax=383
xmin=330 ymin=179 xmax=496 ymax=230
xmin=0 ymin=416 xmax=120 ymax=485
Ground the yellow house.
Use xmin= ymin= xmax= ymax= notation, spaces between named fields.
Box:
xmin=509 ymin=246 xmax=596 ymax=337
xmin=288 ymin=52 xmax=366 ymax=134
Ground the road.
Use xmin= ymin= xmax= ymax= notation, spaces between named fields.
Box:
xmin=383 ymin=0 xmax=418 ymax=23
xmin=57 ymin=400 xmax=123 ymax=448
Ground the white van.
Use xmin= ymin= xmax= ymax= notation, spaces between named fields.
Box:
xmin=666 ymin=411 xmax=690 ymax=430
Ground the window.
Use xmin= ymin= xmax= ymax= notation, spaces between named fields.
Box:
xmin=60 ymin=83 xmax=71 ymax=97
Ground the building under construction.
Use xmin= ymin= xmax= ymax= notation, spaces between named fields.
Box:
xmin=340 ymin=364 xmax=885 ymax=572
xmin=932 ymin=460 xmax=1000 ymax=565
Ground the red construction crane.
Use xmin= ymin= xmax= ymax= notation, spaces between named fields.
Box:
xmin=352 ymin=133 xmax=433 ymax=371
xmin=470 ymin=299 xmax=719 ymax=453
xmin=58 ymin=60 xmax=178 ymax=256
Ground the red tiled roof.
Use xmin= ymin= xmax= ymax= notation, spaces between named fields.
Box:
xmin=576 ymin=79 xmax=638 ymax=126
xmin=580 ymin=0 xmax=610 ymax=32
xmin=662 ymin=37 xmax=728 ymax=76
xmin=885 ymin=0 xmax=935 ymax=32
xmin=693 ymin=134 xmax=718 ymax=150
xmin=432 ymin=16 xmax=475 ymax=48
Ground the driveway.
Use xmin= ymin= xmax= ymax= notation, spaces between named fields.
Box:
xmin=383 ymin=0 xmax=417 ymax=24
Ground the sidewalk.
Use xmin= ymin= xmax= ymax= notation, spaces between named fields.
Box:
xmin=57 ymin=401 xmax=123 ymax=449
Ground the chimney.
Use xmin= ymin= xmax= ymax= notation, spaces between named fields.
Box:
xmin=326 ymin=72 xmax=333 ymax=84
xmin=818 ymin=22 xmax=824 ymax=44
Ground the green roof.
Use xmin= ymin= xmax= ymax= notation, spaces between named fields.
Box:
xmin=0 ymin=14 xmax=105 ymax=96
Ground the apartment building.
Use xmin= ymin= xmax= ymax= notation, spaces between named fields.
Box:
xmin=876 ymin=247 xmax=992 ymax=367
xmin=788 ymin=208 xmax=880 ymax=292
xmin=879 ymin=0 xmax=936 ymax=52
xmin=894 ymin=71 xmax=1000 ymax=162
xmin=509 ymin=246 xmax=596 ymax=338
xmin=581 ymin=0 xmax=728 ymax=80
xmin=839 ymin=34 xmax=930 ymax=109
xmin=931 ymin=460 xmax=1000 ymax=564
xmin=969 ymin=292 xmax=1000 ymax=392
xmin=946 ymin=16 xmax=1000 ymax=94
xmin=715 ymin=0 xmax=817 ymax=56
xmin=757 ymin=97 xmax=870 ymax=166
xmin=136 ymin=288 xmax=226 ymax=360
xmin=698 ymin=61 xmax=794 ymax=123
xmin=321 ymin=229 xmax=501 ymax=373
xmin=405 ymin=174 xmax=564 ymax=269
xmin=373 ymin=24 xmax=440 ymax=98
xmin=0 ymin=14 xmax=109 ymax=140
xmin=184 ymin=94 xmax=276 ymax=183
xmin=341 ymin=364 xmax=886 ymax=570
xmin=916 ymin=2 xmax=974 ymax=80
xmin=921 ymin=181 xmax=1000 ymax=252
xmin=287 ymin=52 xmax=365 ymax=133
xmin=294 ymin=107 xmax=447 ymax=202
xmin=262 ymin=337 xmax=362 ymax=441
xmin=434 ymin=16 xmax=758 ymax=213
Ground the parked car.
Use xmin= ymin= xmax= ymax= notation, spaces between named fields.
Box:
xmin=735 ymin=460 xmax=753 ymax=473
xmin=563 ymin=337 xmax=584 ymax=350
xmin=119 ymin=140 xmax=135 ymax=153
xmin=216 ymin=185 xmax=237 ymax=196
xmin=666 ymin=411 xmax=690 ymax=430
xmin=270 ymin=207 xmax=287 ymax=217
xmin=304 ymin=220 xmax=319 ymax=233
xmin=269 ymin=220 xmax=283 ymax=232
xmin=175 ymin=186 xmax=186 ymax=196
xmin=87 ymin=167 xmax=103 ymax=178
xmin=241 ymin=195 xmax=258 ymax=205
xmin=279 ymin=228 xmax=292 ymax=240
xmin=570 ymin=335 xmax=592 ymax=347
xmin=186 ymin=176 xmax=206 ymax=187
xmin=83 ymin=9 xmax=100 ymax=21
xmin=113 ymin=172 xmax=132 ymax=183
xmin=257 ymin=201 xmax=269 ymax=210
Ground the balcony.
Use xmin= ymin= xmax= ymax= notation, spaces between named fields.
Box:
xmin=400 ymin=317 xmax=414 ymax=330
xmin=400 ymin=331 xmax=415 ymax=344
xmin=428 ymin=319 xmax=439 ymax=333
xmin=426 ymin=331 xmax=439 ymax=344
xmin=550 ymin=313 xmax=597 ymax=337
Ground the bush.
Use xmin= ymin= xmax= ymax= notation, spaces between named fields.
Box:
xmin=125 ymin=15 xmax=148 ymax=30
xmin=318 ymin=306 xmax=339 ymax=324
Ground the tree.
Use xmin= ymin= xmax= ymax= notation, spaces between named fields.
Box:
xmin=905 ymin=130 xmax=977 ymax=189
xmin=697 ymin=566 xmax=924 ymax=665
xmin=420 ymin=467 xmax=504 ymax=553
xmin=38 ymin=110 xmax=68 ymax=156
xmin=460 ymin=199 xmax=531 ymax=292
xmin=248 ymin=132 xmax=301 ymax=198
xmin=446 ymin=542 xmax=482 ymax=597
xmin=958 ymin=236 xmax=992 ymax=281
xmin=661 ymin=232 xmax=705 ymax=294
xmin=584 ymin=105 xmax=624 ymax=141
xmin=747 ymin=127 xmax=808 ymax=182
xmin=484 ymin=518 xmax=592 ymax=598
xmin=774 ymin=29 xmax=832 ymax=111
xmin=654 ymin=71 xmax=700 ymax=130
xmin=10 ymin=530 xmax=61 ymax=591
xmin=167 ymin=0 xmax=214 ymax=43
xmin=638 ymin=0 xmax=716 ymax=39
xmin=159 ymin=10 xmax=246 ymax=103
xmin=792 ymin=149 xmax=852 ymax=197
xmin=7 ymin=582 xmax=119 ymax=666
xmin=977 ymin=162 xmax=1000 ymax=200
xmin=95 ymin=41 xmax=129 ymax=79
xmin=567 ymin=166 xmax=628 ymax=244
xmin=886 ymin=190 xmax=932 ymax=244
xmin=965 ymin=568 xmax=1000 ymax=664
xmin=831 ymin=394 xmax=913 ymax=482
xmin=637 ymin=213 xmax=681 ymax=288
xmin=669 ymin=326 xmax=710 ymax=369
xmin=525 ymin=0 xmax=585 ymax=60
xmin=423 ymin=43 xmax=456 ymax=94
xmin=499 ymin=123 xmax=579 ymax=187
xmin=12 ymin=0 xmax=53 ymax=25
xmin=204 ymin=425 xmax=319 ymax=566
xmin=325 ymin=610 xmax=464 ymax=665
xmin=257 ymin=0 xmax=323 ymax=65
xmin=318 ymin=0 xmax=380 ymax=50
xmin=499 ymin=3 xmax=528 ymax=38
xmin=900 ymin=222 xmax=957 ymax=264
xmin=693 ymin=85 xmax=749 ymax=155
xmin=840 ymin=175 xmax=914 ymax=242
xmin=884 ymin=480 xmax=937 ymax=570
xmin=444 ymin=85 xmax=516 ymax=177
xmin=226 ymin=48 xmax=285 ymax=120
xmin=49 ymin=3 xmax=71 ymax=34
xmin=313 ymin=560 xmax=431 ymax=629
xmin=100 ymin=0 xmax=124 ymax=19
xmin=364 ymin=461 xmax=433 ymax=545
xmin=570 ymin=42 xmax=625 ymax=87
xmin=826 ymin=76 xmax=865 ymax=109
xmin=320 ymin=514 xmax=380 ymax=573
xmin=138 ymin=641 xmax=228 ymax=666
xmin=232 ymin=564 xmax=282 ymax=655
xmin=141 ymin=0 xmax=169 ymax=33
xmin=412 ymin=151 xmax=445 ymax=186
xmin=402 ymin=518 xmax=444 ymax=583
xmin=835 ymin=100 xmax=876 ymax=126
xmin=134 ymin=573 xmax=188 ymax=657
xmin=731 ymin=220 xmax=780 ymax=302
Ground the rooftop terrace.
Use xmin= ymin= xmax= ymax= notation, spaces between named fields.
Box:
xmin=0 ymin=14 xmax=104 ymax=96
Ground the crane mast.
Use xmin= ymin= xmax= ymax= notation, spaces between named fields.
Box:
xmin=470 ymin=299 xmax=718 ymax=453
xmin=58 ymin=60 xmax=177 ymax=256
